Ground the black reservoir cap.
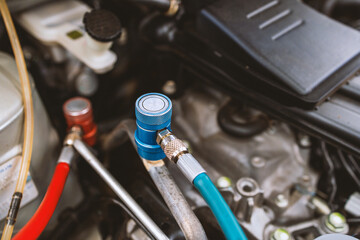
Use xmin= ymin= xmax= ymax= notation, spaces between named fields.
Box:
xmin=83 ymin=9 xmax=122 ymax=42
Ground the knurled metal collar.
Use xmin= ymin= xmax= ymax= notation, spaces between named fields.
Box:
xmin=163 ymin=138 xmax=188 ymax=162
xmin=157 ymin=130 xmax=189 ymax=162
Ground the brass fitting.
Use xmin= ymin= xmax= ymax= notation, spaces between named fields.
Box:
xmin=63 ymin=125 xmax=83 ymax=146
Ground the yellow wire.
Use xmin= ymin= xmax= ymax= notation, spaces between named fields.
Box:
xmin=0 ymin=0 xmax=34 ymax=239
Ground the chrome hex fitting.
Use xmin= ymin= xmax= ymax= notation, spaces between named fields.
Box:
xmin=157 ymin=129 xmax=188 ymax=163
xmin=64 ymin=125 xmax=83 ymax=146
xmin=156 ymin=129 xmax=172 ymax=145
xmin=271 ymin=228 xmax=291 ymax=240
xmin=324 ymin=212 xmax=348 ymax=233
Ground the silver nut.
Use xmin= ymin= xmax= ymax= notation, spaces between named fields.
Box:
xmin=298 ymin=133 xmax=311 ymax=147
xmin=311 ymin=197 xmax=331 ymax=215
xmin=63 ymin=125 xmax=82 ymax=146
xmin=236 ymin=178 xmax=262 ymax=197
xmin=251 ymin=156 xmax=266 ymax=168
xmin=275 ymin=194 xmax=289 ymax=208
xmin=271 ymin=228 xmax=291 ymax=240
xmin=162 ymin=80 xmax=177 ymax=95
xmin=325 ymin=212 xmax=347 ymax=233
xmin=217 ymin=176 xmax=232 ymax=188
xmin=156 ymin=129 xmax=172 ymax=145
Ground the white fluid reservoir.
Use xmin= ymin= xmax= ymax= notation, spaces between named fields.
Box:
xmin=0 ymin=52 xmax=81 ymax=233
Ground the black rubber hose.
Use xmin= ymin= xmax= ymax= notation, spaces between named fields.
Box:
xmin=321 ymin=142 xmax=337 ymax=209
xmin=130 ymin=0 xmax=170 ymax=11
xmin=217 ymin=101 xmax=269 ymax=138
xmin=338 ymin=150 xmax=360 ymax=189
xmin=108 ymin=198 xmax=156 ymax=240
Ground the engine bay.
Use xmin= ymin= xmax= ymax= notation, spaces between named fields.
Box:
xmin=0 ymin=0 xmax=359 ymax=239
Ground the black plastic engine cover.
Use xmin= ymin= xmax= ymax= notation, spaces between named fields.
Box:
xmin=197 ymin=0 xmax=360 ymax=105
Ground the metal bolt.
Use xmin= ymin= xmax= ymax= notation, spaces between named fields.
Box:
xmin=298 ymin=133 xmax=311 ymax=147
xmin=311 ymin=197 xmax=331 ymax=215
xmin=271 ymin=228 xmax=291 ymax=240
xmin=162 ymin=80 xmax=176 ymax=95
xmin=325 ymin=212 xmax=347 ymax=233
xmin=275 ymin=194 xmax=289 ymax=208
xmin=217 ymin=176 xmax=232 ymax=188
xmin=251 ymin=156 xmax=266 ymax=168
xmin=63 ymin=125 xmax=83 ymax=146
xmin=156 ymin=129 xmax=172 ymax=145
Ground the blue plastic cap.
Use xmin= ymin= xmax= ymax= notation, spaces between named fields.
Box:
xmin=135 ymin=93 xmax=172 ymax=129
xmin=135 ymin=93 xmax=172 ymax=161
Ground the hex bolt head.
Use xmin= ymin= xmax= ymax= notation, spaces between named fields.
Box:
xmin=298 ymin=133 xmax=311 ymax=147
xmin=162 ymin=80 xmax=177 ymax=95
xmin=216 ymin=176 xmax=232 ymax=188
xmin=275 ymin=194 xmax=289 ymax=208
xmin=251 ymin=156 xmax=266 ymax=168
xmin=271 ymin=228 xmax=291 ymax=240
xmin=156 ymin=128 xmax=172 ymax=145
xmin=325 ymin=212 xmax=347 ymax=233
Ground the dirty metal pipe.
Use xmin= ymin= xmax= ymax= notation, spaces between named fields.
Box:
xmin=103 ymin=119 xmax=207 ymax=240
xmin=143 ymin=159 xmax=208 ymax=240
xmin=73 ymin=139 xmax=169 ymax=240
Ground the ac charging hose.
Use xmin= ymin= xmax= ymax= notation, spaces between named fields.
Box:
xmin=134 ymin=93 xmax=248 ymax=240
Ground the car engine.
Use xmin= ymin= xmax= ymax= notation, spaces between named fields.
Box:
xmin=0 ymin=0 xmax=359 ymax=239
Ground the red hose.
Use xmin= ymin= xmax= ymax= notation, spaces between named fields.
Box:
xmin=13 ymin=162 xmax=70 ymax=240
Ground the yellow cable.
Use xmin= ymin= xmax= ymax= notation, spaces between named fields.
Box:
xmin=0 ymin=0 xmax=34 ymax=239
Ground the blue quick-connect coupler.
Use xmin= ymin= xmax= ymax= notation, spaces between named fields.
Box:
xmin=135 ymin=93 xmax=172 ymax=160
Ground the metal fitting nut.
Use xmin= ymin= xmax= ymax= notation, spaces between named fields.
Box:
xmin=156 ymin=128 xmax=172 ymax=145
xmin=271 ymin=228 xmax=291 ymax=240
xmin=275 ymin=194 xmax=289 ymax=208
xmin=217 ymin=176 xmax=232 ymax=189
xmin=64 ymin=125 xmax=83 ymax=146
xmin=325 ymin=212 xmax=348 ymax=233
xmin=311 ymin=197 xmax=331 ymax=215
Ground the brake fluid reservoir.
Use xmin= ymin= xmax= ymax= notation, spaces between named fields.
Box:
xmin=0 ymin=52 xmax=60 ymax=231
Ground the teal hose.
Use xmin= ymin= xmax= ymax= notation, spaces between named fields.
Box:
xmin=193 ymin=173 xmax=248 ymax=240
